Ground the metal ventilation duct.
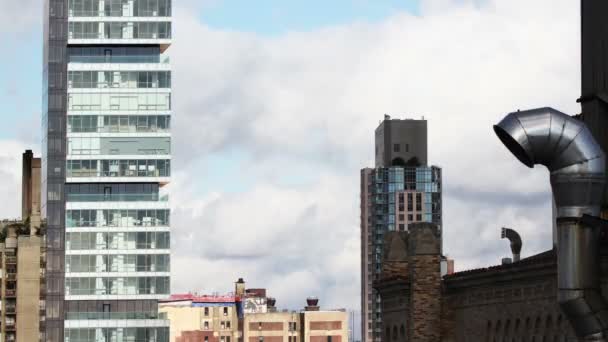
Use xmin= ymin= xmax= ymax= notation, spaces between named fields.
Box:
xmin=501 ymin=228 xmax=522 ymax=262
xmin=494 ymin=107 xmax=607 ymax=340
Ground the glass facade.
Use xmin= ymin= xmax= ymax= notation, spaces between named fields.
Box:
xmin=368 ymin=166 xmax=441 ymax=272
xmin=65 ymin=328 xmax=169 ymax=342
xmin=364 ymin=166 xmax=442 ymax=342
xmin=43 ymin=0 xmax=172 ymax=340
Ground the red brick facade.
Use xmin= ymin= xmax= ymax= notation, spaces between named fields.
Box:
xmin=309 ymin=321 xmax=342 ymax=330
xmin=310 ymin=336 xmax=341 ymax=342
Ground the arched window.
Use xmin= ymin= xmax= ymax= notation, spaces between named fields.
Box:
xmin=515 ymin=318 xmax=520 ymax=332
xmin=535 ymin=316 xmax=541 ymax=330
xmin=525 ymin=317 xmax=531 ymax=330
xmin=392 ymin=326 xmax=398 ymax=341
xmin=546 ymin=315 xmax=553 ymax=329
xmin=496 ymin=320 xmax=502 ymax=332
xmin=400 ymin=325 xmax=405 ymax=338
xmin=505 ymin=319 xmax=511 ymax=333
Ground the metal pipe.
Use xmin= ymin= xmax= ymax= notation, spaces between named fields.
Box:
xmin=501 ymin=228 xmax=522 ymax=262
xmin=494 ymin=107 xmax=607 ymax=340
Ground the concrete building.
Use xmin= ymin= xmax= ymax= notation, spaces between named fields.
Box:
xmin=42 ymin=0 xmax=172 ymax=341
xmin=374 ymin=116 xmax=427 ymax=168
xmin=0 ymin=151 xmax=46 ymax=342
xmin=361 ymin=117 xmax=442 ymax=342
xmin=159 ymin=294 xmax=241 ymax=342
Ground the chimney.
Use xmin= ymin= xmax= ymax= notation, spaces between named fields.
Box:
xmin=235 ymin=278 xmax=246 ymax=298
xmin=267 ymin=297 xmax=277 ymax=312
xmin=305 ymin=297 xmax=320 ymax=311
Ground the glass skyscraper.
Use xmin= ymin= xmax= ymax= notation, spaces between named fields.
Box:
xmin=43 ymin=1 xmax=172 ymax=341
xmin=360 ymin=117 xmax=442 ymax=342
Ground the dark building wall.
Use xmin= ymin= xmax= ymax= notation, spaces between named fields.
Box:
xmin=442 ymin=250 xmax=576 ymax=342
xmin=580 ymin=0 xmax=608 ymax=211
xmin=375 ymin=241 xmax=579 ymax=341
xmin=375 ymin=118 xmax=427 ymax=168
xmin=42 ymin=0 xmax=68 ymax=341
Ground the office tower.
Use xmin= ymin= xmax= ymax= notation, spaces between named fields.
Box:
xmin=360 ymin=116 xmax=441 ymax=342
xmin=42 ymin=1 xmax=172 ymax=341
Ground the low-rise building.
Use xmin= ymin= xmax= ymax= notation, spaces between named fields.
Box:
xmin=159 ymin=294 xmax=241 ymax=342
xmin=243 ymin=298 xmax=348 ymax=342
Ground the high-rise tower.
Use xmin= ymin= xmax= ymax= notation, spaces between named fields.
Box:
xmin=42 ymin=1 xmax=172 ymax=341
xmin=360 ymin=116 xmax=441 ymax=342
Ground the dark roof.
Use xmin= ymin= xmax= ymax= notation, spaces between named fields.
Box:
xmin=444 ymin=249 xmax=555 ymax=280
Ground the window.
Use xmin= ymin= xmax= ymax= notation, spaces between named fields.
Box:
xmin=407 ymin=214 xmax=413 ymax=221
xmin=204 ymin=321 xmax=209 ymax=330
xmin=398 ymin=214 xmax=404 ymax=221
xmin=416 ymin=214 xmax=422 ymax=221
xmin=227 ymin=321 xmax=231 ymax=329
xmin=405 ymin=144 xmax=409 ymax=152
xmin=221 ymin=322 xmax=226 ymax=329
xmin=259 ymin=337 xmax=264 ymax=342
xmin=393 ymin=144 xmax=400 ymax=152
xmin=407 ymin=193 xmax=413 ymax=211
xmin=223 ymin=307 xmax=228 ymax=316
xmin=205 ymin=337 xmax=209 ymax=342
xmin=416 ymin=193 xmax=422 ymax=211
xmin=398 ymin=224 xmax=405 ymax=231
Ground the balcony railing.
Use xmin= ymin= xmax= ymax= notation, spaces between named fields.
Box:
xmin=66 ymin=193 xmax=168 ymax=202
xmin=65 ymin=311 xmax=162 ymax=320
xmin=69 ymin=55 xmax=170 ymax=64
xmin=67 ymin=170 xmax=170 ymax=178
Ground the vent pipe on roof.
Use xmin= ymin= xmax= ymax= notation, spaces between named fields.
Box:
xmin=494 ymin=107 xmax=607 ymax=340
xmin=501 ymin=228 xmax=522 ymax=262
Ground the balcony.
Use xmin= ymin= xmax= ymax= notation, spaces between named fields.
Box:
xmin=66 ymin=193 xmax=168 ymax=202
xmin=66 ymin=311 xmax=161 ymax=320
xmin=5 ymin=290 xmax=16 ymax=298
xmin=69 ymin=55 xmax=170 ymax=64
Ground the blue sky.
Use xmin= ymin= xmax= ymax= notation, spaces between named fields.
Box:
xmin=199 ymin=0 xmax=419 ymax=34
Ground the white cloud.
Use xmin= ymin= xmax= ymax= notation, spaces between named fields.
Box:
xmin=168 ymin=0 xmax=579 ymax=314
xmin=0 ymin=0 xmax=580 ymax=323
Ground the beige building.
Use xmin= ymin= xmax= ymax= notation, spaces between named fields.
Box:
xmin=0 ymin=150 xmax=45 ymax=342
xmin=159 ymin=294 xmax=241 ymax=342
xmin=244 ymin=310 xmax=301 ymax=342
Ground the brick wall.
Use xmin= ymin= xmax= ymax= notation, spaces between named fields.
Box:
xmin=177 ymin=331 xmax=217 ymax=342
xmin=409 ymin=254 xmax=441 ymax=342
xmin=310 ymin=336 xmax=341 ymax=342
xmin=309 ymin=321 xmax=342 ymax=330
xmin=248 ymin=337 xmax=282 ymax=342
xmin=249 ymin=322 xmax=284 ymax=331
xmin=408 ymin=223 xmax=441 ymax=342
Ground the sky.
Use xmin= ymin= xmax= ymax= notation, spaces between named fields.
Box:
xmin=0 ymin=0 xmax=582 ymax=321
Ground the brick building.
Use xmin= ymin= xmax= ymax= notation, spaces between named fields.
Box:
xmin=373 ymin=222 xmax=581 ymax=341
xmin=243 ymin=298 xmax=348 ymax=342
xmin=159 ymin=294 xmax=241 ymax=342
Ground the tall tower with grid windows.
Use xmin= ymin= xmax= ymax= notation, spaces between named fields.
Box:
xmin=360 ymin=116 xmax=442 ymax=342
xmin=42 ymin=0 xmax=172 ymax=341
